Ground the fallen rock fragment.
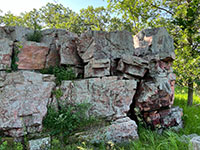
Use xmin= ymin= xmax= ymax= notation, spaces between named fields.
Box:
xmin=28 ymin=137 xmax=51 ymax=150
xmin=76 ymin=117 xmax=138 ymax=143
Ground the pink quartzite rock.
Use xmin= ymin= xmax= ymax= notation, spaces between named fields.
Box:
xmin=0 ymin=71 xmax=55 ymax=137
xmin=41 ymin=29 xmax=81 ymax=66
xmin=0 ymin=38 xmax=13 ymax=70
xmin=134 ymin=73 xmax=176 ymax=112
xmin=133 ymin=27 xmax=175 ymax=61
xmin=77 ymin=117 xmax=138 ymax=143
xmin=59 ymin=76 xmax=137 ymax=120
xmin=84 ymin=58 xmax=110 ymax=78
xmin=117 ymin=55 xmax=149 ymax=78
xmin=17 ymin=41 xmax=49 ymax=70
xmin=77 ymin=30 xmax=135 ymax=77
xmin=143 ymin=107 xmax=183 ymax=129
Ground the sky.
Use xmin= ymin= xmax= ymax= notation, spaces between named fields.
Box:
xmin=0 ymin=0 xmax=108 ymax=15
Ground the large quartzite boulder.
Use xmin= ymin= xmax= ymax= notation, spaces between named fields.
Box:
xmin=0 ymin=38 xmax=13 ymax=70
xmin=0 ymin=71 xmax=55 ymax=137
xmin=58 ymin=76 xmax=137 ymax=120
xmin=77 ymin=30 xmax=135 ymax=78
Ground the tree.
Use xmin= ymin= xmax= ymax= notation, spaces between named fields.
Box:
xmin=1 ymin=11 xmax=23 ymax=26
xmin=107 ymin=0 xmax=200 ymax=105
xmin=40 ymin=3 xmax=74 ymax=29
xmin=21 ymin=9 xmax=42 ymax=30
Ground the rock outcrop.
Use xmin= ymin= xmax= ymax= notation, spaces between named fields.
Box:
xmin=0 ymin=26 xmax=182 ymax=143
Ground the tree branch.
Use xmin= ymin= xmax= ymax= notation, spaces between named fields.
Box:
xmin=151 ymin=4 xmax=174 ymax=15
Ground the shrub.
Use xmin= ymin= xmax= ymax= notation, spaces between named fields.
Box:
xmin=27 ymin=30 xmax=42 ymax=42
xmin=40 ymin=66 xmax=76 ymax=85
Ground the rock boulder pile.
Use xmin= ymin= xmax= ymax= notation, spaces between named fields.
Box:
xmin=0 ymin=26 xmax=183 ymax=142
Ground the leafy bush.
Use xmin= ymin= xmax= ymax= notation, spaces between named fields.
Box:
xmin=40 ymin=66 xmax=76 ymax=85
xmin=27 ymin=30 xmax=42 ymax=42
xmin=43 ymin=102 xmax=96 ymax=137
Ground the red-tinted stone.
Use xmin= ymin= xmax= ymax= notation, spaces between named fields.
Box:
xmin=17 ymin=41 xmax=49 ymax=70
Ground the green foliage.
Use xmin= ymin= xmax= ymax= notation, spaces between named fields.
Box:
xmin=7 ymin=42 xmax=22 ymax=72
xmin=0 ymin=141 xmax=23 ymax=150
xmin=27 ymin=30 xmax=42 ymax=42
xmin=43 ymin=102 xmax=95 ymax=137
xmin=40 ymin=66 xmax=76 ymax=85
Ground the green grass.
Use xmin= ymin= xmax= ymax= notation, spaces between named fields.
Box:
xmin=174 ymin=86 xmax=200 ymax=135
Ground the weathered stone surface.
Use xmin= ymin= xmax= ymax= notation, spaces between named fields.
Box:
xmin=117 ymin=55 xmax=149 ymax=77
xmin=42 ymin=29 xmax=81 ymax=66
xmin=28 ymin=137 xmax=51 ymax=150
xmin=45 ymin=43 xmax=60 ymax=67
xmin=84 ymin=58 xmax=110 ymax=78
xmin=77 ymin=30 xmax=135 ymax=77
xmin=0 ymin=71 xmax=55 ymax=137
xmin=189 ymin=136 xmax=200 ymax=150
xmin=134 ymin=73 xmax=175 ymax=112
xmin=133 ymin=27 xmax=175 ymax=60
xmin=17 ymin=41 xmax=49 ymax=70
xmin=0 ymin=38 xmax=13 ymax=70
xmin=0 ymin=26 xmax=33 ymax=42
xmin=143 ymin=107 xmax=183 ymax=129
xmin=77 ymin=30 xmax=134 ymax=62
xmin=59 ymin=36 xmax=81 ymax=65
xmin=76 ymin=117 xmax=138 ymax=143
xmin=59 ymin=76 xmax=137 ymax=120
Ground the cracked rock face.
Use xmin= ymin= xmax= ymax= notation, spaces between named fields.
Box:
xmin=0 ymin=71 xmax=55 ymax=137
xmin=59 ymin=76 xmax=137 ymax=120
xmin=77 ymin=30 xmax=135 ymax=78
xmin=0 ymin=38 xmax=13 ymax=70
xmin=42 ymin=29 xmax=81 ymax=66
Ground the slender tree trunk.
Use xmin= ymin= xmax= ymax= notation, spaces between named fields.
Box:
xmin=187 ymin=79 xmax=193 ymax=106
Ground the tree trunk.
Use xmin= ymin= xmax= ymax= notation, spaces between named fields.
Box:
xmin=187 ymin=79 xmax=193 ymax=106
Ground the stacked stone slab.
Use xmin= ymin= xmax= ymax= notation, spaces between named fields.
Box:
xmin=0 ymin=26 xmax=182 ymax=143
xmin=132 ymin=28 xmax=182 ymax=129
